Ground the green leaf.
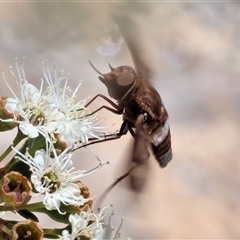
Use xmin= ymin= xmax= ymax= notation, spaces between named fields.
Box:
xmin=18 ymin=135 xmax=46 ymax=156
xmin=43 ymin=233 xmax=60 ymax=239
xmin=43 ymin=225 xmax=71 ymax=239
xmin=7 ymin=160 xmax=31 ymax=178
xmin=34 ymin=208 xmax=70 ymax=224
xmin=18 ymin=209 xmax=39 ymax=222
xmin=6 ymin=135 xmax=47 ymax=178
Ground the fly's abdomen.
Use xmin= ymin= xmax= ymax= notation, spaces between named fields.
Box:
xmin=151 ymin=122 xmax=172 ymax=168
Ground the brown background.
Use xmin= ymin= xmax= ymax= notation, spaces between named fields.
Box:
xmin=0 ymin=2 xmax=240 ymax=239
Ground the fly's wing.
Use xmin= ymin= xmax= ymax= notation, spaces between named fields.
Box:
xmin=115 ymin=13 xmax=168 ymax=118
xmin=115 ymin=14 xmax=152 ymax=81
xmin=115 ymin=14 xmax=165 ymax=112
xmin=128 ymin=114 xmax=150 ymax=192
xmin=116 ymin=13 xmax=173 ymax=168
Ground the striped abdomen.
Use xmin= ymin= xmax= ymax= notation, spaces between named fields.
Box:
xmin=151 ymin=122 xmax=172 ymax=168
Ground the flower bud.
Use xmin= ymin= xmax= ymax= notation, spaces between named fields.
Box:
xmin=76 ymin=181 xmax=93 ymax=212
xmin=0 ymin=171 xmax=32 ymax=206
xmin=60 ymin=181 xmax=93 ymax=214
xmin=0 ymin=97 xmax=18 ymax=131
xmin=11 ymin=220 xmax=43 ymax=240
xmin=53 ymin=135 xmax=68 ymax=152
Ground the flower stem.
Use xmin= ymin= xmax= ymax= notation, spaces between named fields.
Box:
xmin=0 ymin=130 xmax=26 ymax=163
xmin=43 ymin=227 xmax=67 ymax=236
xmin=0 ymin=223 xmax=12 ymax=237
xmin=0 ymin=202 xmax=44 ymax=212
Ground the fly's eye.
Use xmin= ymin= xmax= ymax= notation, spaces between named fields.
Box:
xmin=117 ymin=72 xmax=135 ymax=86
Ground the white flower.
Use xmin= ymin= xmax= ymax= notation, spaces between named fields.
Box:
xmin=62 ymin=211 xmax=103 ymax=240
xmin=41 ymin=62 xmax=108 ymax=146
xmin=12 ymin=144 xmax=102 ymax=214
xmin=1 ymin=61 xmax=60 ymax=139
xmin=1 ymin=60 xmax=109 ymax=147
xmin=42 ymin=63 xmax=87 ymax=117
xmin=62 ymin=206 xmax=126 ymax=240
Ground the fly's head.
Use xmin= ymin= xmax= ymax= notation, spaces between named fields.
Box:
xmin=89 ymin=61 xmax=138 ymax=101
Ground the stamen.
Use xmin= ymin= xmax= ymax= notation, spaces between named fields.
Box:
xmin=20 ymin=59 xmax=26 ymax=81
xmin=47 ymin=62 xmax=53 ymax=84
xmin=88 ymin=146 xmax=102 ymax=163
xmin=2 ymin=70 xmax=18 ymax=99
xmin=53 ymin=62 xmax=57 ymax=82
xmin=71 ymin=81 xmax=82 ymax=99
xmin=83 ymin=162 xmax=104 ymax=176
xmin=113 ymin=219 xmax=123 ymax=239
xmin=108 ymin=210 xmax=114 ymax=225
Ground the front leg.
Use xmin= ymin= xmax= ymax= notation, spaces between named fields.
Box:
xmin=72 ymin=120 xmax=130 ymax=152
xmin=84 ymin=94 xmax=123 ymax=116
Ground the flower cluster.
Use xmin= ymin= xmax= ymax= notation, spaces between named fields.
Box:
xmin=0 ymin=60 xmax=129 ymax=240
xmin=1 ymin=61 xmax=106 ymax=146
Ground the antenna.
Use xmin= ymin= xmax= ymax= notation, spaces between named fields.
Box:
xmin=88 ymin=60 xmax=105 ymax=76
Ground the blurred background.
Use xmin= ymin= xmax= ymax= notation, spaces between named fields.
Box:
xmin=0 ymin=1 xmax=240 ymax=239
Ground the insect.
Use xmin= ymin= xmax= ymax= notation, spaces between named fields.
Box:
xmin=88 ymin=59 xmax=172 ymax=191
xmin=77 ymin=16 xmax=172 ymax=199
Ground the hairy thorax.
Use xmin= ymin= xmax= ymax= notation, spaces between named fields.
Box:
xmin=119 ymin=79 xmax=165 ymax=133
